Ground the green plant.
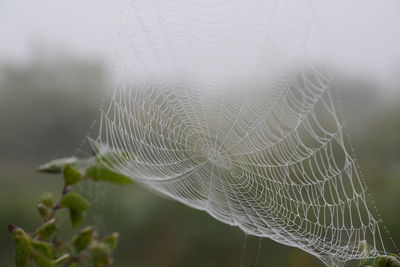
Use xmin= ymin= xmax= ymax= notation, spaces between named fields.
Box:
xmin=8 ymin=155 xmax=133 ymax=267
xmin=359 ymin=240 xmax=400 ymax=267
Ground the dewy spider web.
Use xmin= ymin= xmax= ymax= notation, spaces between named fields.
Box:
xmin=92 ymin=0 xmax=391 ymax=265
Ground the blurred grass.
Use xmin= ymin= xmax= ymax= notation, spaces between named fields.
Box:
xmin=0 ymin=54 xmax=399 ymax=266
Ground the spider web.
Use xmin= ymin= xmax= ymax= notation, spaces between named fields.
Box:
xmin=92 ymin=0 xmax=389 ymax=265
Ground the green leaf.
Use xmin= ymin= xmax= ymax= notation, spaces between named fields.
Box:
xmin=376 ymin=255 xmax=400 ymax=267
xmin=15 ymin=245 xmax=29 ymax=267
xmin=60 ymin=193 xmax=89 ymax=211
xmin=102 ymin=233 xmax=119 ymax=251
xmin=91 ymin=243 xmax=111 ymax=266
xmin=40 ymin=192 xmax=56 ymax=208
xmin=60 ymin=193 xmax=89 ymax=227
xmin=70 ymin=209 xmax=84 ymax=227
xmin=72 ymin=227 xmax=93 ymax=253
xmin=31 ymin=240 xmax=53 ymax=258
xmin=10 ymin=227 xmax=30 ymax=267
xmin=38 ymin=157 xmax=78 ymax=173
xmin=22 ymin=238 xmax=54 ymax=267
xmin=63 ymin=164 xmax=82 ymax=186
xmin=36 ymin=218 xmax=57 ymax=240
xmin=37 ymin=203 xmax=51 ymax=219
xmin=29 ymin=249 xmax=55 ymax=267
xmin=86 ymin=164 xmax=133 ymax=185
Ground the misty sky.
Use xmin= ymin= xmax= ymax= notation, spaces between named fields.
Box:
xmin=1 ymin=0 xmax=399 ymax=91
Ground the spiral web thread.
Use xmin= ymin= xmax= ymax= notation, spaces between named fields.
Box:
xmin=93 ymin=0 xmax=390 ymax=265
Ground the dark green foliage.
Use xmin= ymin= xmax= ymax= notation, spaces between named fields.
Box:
xmin=9 ymin=156 xmax=128 ymax=267
xmin=69 ymin=209 xmax=85 ymax=228
xmin=376 ymin=256 xmax=400 ymax=267
xmin=359 ymin=241 xmax=400 ymax=267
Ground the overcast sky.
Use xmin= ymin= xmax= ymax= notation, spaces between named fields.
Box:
xmin=1 ymin=0 xmax=399 ymax=91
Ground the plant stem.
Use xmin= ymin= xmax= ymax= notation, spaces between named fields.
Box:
xmin=61 ymin=256 xmax=79 ymax=267
xmin=44 ymin=185 xmax=71 ymax=222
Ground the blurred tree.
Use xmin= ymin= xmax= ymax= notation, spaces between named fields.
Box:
xmin=0 ymin=53 xmax=109 ymax=161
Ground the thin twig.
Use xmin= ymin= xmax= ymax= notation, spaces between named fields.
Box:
xmin=44 ymin=185 xmax=71 ymax=222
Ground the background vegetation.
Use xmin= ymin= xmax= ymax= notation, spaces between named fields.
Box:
xmin=1 ymin=53 xmax=399 ymax=266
